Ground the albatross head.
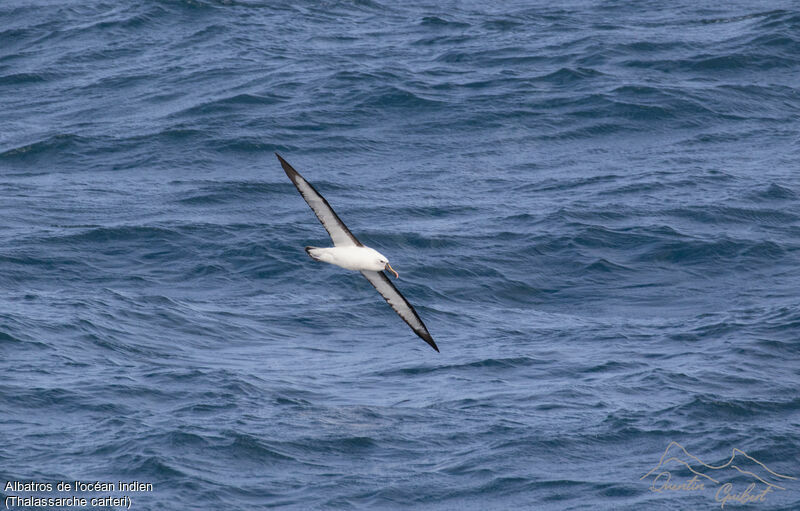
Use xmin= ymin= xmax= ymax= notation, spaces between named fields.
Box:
xmin=368 ymin=248 xmax=399 ymax=278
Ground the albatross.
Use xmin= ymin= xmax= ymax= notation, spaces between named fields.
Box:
xmin=277 ymin=153 xmax=439 ymax=352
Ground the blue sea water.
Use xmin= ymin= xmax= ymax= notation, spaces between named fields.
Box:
xmin=1 ymin=0 xmax=799 ymax=509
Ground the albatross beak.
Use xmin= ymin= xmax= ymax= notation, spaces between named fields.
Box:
xmin=385 ymin=263 xmax=399 ymax=279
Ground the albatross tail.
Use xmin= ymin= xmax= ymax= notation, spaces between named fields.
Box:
xmin=305 ymin=246 xmax=324 ymax=261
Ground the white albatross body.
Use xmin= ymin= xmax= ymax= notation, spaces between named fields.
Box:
xmin=306 ymin=246 xmax=391 ymax=272
xmin=276 ymin=153 xmax=438 ymax=352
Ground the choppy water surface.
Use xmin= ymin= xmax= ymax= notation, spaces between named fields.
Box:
xmin=1 ymin=1 xmax=799 ymax=509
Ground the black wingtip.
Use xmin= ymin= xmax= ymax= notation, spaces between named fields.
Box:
xmin=422 ymin=335 xmax=440 ymax=352
xmin=276 ymin=152 xmax=296 ymax=178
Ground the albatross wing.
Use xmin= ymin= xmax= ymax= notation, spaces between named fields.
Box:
xmin=276 ymin=153 xmax=362 ymax=247
xmin=361 ymin=270 xmax=439 ymax=352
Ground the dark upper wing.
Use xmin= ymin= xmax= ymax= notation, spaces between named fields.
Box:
xmin=360 ymin=270 xmax=439 ymax=352
xmin=276 ymin=153 xmax=362 ymax=247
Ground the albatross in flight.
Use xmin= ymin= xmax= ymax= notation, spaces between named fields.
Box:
xmin=277 ymin=153 xmax=439 ymax=352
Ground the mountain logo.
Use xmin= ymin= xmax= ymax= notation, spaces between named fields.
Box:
xmin=641 ymin=441 xmax=796 ymax=508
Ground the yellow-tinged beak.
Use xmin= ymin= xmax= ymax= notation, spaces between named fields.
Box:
xmin=385 ymin=263 xmax=399 ymax=279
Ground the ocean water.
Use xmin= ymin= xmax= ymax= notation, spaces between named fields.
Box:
xmin=1 ymin=0 xmax=799 ymax=509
